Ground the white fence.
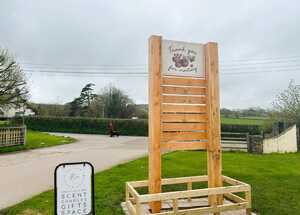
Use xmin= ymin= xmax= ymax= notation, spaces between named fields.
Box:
xmin=263 ymin=125 xmax=297 ymax=153
xmin=0 ymin=126 xmax=26 ymax=147
xmin=221 ymin=132 xmax=249 ymax=152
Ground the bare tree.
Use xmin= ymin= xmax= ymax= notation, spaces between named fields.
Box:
xmin=0 ymin=49 xmax=28 ymax=108
xmin=100 ymin=84 xmax=135 ymax=118
xmin=272 ymin=79 xmax=300 ymax=124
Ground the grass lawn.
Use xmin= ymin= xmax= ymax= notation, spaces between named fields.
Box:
xmin=221 ymin=116 xmax=265 ymax=126
xmin=0 ymin=130 xmax=75 ymax=154
xmin=1 ymin=151 xmax=300 ymax=215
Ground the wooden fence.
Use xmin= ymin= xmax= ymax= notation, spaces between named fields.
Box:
xmin=221 ymin=132 xmax=249 ymax=152
xmin=0 ymin=126 xmax=26 ymax=147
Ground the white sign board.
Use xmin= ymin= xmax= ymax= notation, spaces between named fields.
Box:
xmin=162 ymin=40 xmax=205 ymax=77
xmin=55 ymin=162 xmax=94 ymax=215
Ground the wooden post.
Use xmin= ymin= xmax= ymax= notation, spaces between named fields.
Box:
xmin=187 ymin=182 xmax=192 ymax=202
xmin=148 ymin=35 xmax=162 ymax=213
xmin=245 ymin=189 xmax=252 ymax=215
xmin=206 ymin=42 xmax=223 ymax=213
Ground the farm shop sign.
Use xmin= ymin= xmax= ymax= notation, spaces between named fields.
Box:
xmin=55 ymin=162 xmax=94 ymax=215
xmin=162 ymin=40 xmax=205 ymax=77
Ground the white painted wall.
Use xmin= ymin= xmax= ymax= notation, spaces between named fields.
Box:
xmin=263 ymin=125 xmax=298 ymax=153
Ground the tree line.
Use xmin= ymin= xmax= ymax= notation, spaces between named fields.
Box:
xmin=30 ymin=83 xmax=148 ymax=119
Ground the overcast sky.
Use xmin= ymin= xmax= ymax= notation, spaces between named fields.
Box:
xmin=1 ymin=0 xmax=300 ymax=108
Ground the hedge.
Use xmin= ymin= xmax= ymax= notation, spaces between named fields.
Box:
xmin=14 ymin=116 xmax=262 ymax=136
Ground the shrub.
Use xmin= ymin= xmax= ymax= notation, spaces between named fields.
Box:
xmin=221 ymin=124 xmax=262 ymax=135
xmin=16 ymin=116 xmax=148 ymax=136
xmin=15 ymin=116 xmax=262 ymax=136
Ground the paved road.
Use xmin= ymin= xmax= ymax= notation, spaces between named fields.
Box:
xmin=0 ymin=133 xmax=148 ymax=209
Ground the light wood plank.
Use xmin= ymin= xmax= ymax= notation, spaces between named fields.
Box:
xmin=129 ymin=175 xmax=209 ymax=188
xmin=162 ymin=104 xmax=207 ymax=113
xmin=139 ymin=184 xmax=250 ymax=202
xmin=161 ymin=141 xmax=207 ymax=150
xmin=162 ymin=95 xmax=206 ymax=104
xmin=162 ymin=86 xmax=206 ymax=95
xmin=162 ymin=113 xmax=207 ymax=122
xmin=224 ymin=193 xmax=245 ymax=203
xmin=161 ymin=131 xmax=207 ymax=142
xmin=148 ymin=35 xmax=162 ymax=212
xmin=205 ymin=42 xmax=223 ymax=210
xmin=162 ymin=122 xmax=207 ymax=131
xmin=156 ymin=202 xmax=248 ymax=215
xmin=162 ymin=76 xmax=207 ymax=86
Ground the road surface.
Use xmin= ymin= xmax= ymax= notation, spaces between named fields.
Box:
xmin=0 ymin=133 xmax=147 ymax=209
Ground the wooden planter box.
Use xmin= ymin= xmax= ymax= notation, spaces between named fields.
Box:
xmin=124 ymin=175 xmax=251 ymax=215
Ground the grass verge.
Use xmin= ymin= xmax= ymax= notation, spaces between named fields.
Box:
xmin=0 ymin=130 xmax=75 ymax=154
xmin=221 ymin=117 xmax=265 ymax=125
xmin=1 ymin=151 xmax=300 ymax=215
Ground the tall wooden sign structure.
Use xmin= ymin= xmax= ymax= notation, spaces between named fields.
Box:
xmin=124 ymin=36 xmax=252 ymax=215
xmin=149 ymin=35 xmax=222 ymax=211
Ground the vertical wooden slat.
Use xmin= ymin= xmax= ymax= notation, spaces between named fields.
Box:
xmin=172 ymin=199 xmax=178 ymax=213
xmin=206 ymin=42 xmax=223 ymax=213
xmin=245 ymin=189 xmax=252 ymax=215
xmin=148 ymin=35 xmax=162 ymax=213
xmin=187 ymin=182 xmax=192 ymax=202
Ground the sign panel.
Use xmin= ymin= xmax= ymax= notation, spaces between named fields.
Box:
xmin=162 ymin=40 xmax=204 ymax=77
xmin=55 ymin=162 xmax=94 ymax=215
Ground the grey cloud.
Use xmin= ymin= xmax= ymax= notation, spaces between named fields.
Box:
xmin=1 ymin=0 xmax=300 ymax=108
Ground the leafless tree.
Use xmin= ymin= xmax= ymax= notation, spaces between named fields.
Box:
xmin=272 ymin=79 xmax=300 ymax=124
xmin=0 ymin=49 xmax=28 ymax=108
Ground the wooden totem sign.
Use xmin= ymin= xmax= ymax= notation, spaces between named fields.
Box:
xmin=148 ymin=36 xmax=222 ymax=212
xmin=124 ymin=35 xmax=251 ymax=215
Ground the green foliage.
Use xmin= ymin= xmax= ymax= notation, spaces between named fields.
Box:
xmin=221 ymin=107 xmax=269 ymax=118
xmin=68 ymin=83 xmax=99 ymax=117
xmin=16 ymin=116 xmax=262 ymax=136
xmin=29 ymin=103 xmax=67 ymax=117
xmin=3 ymin=151 xmax=300 ymax=215
xmin=36 ymin=83 xmax=144 ymax=119
xmin=221 ymin=124 xmax=262 ymax=134
xmin=221 ymin=116 xmax=265 ymax=125
xmin=19 ymin=116 xmax=148 ymax=136
xmin=100 ymin=84 xmax=135 ymax=118
xmin=0 ymin=130 xmax=75 ymax=154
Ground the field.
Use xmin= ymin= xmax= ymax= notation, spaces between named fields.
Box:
xmin=221 ymin=116 xmax=265 ymax=125
xmin=0 ymin=130 xmax=75 ymax=154
xmin=2 ymin=151 xmax=299 ymax=215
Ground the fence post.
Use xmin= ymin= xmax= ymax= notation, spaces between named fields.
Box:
xmin=246 ymin=132 xmax=250 ymax=153
xmin=23 ymin=126 xmax=27 ymax=145
xmin=297 ymin=127 xmax=300 ymax=152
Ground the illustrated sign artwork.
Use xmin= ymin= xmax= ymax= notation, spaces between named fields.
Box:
xmin=162 ymin=40 xmax=204 ymax=77
xmin=55 ymin=162 xmax=94 ymax=215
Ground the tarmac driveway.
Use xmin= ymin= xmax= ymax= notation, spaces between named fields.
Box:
xmin=0 ymin=133 xmax=148 ymax=209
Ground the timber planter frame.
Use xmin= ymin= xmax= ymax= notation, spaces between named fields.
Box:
xmin=124 ymin=36 xmax=252 ymax=215
xmin=125 ymin=175 xmax=251 ymax=215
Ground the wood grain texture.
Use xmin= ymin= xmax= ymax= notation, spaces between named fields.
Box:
xmin=162 ymin=122 xmax=207 ymax=131
xmin=162 ymin=113 xmax=207 ymax=122
xmin=161 ymin=141 xmax=207 ymax=150
xmin=161 ymin=131 xmax=207 ymax=142
xmin=205 ymin=42 xmax=223 ymax=211
xmin=162 ymin=76 xmax=207 ymax=86
xmin=162 ymin=104 xmax=207 ymax=113
xmin=148 ymin=35 xmax=162 ymax=212
xmin=162 ymin=86 xmax=206 ymax=95
xmin=162 ymin=95 xmax=206 ymax=104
